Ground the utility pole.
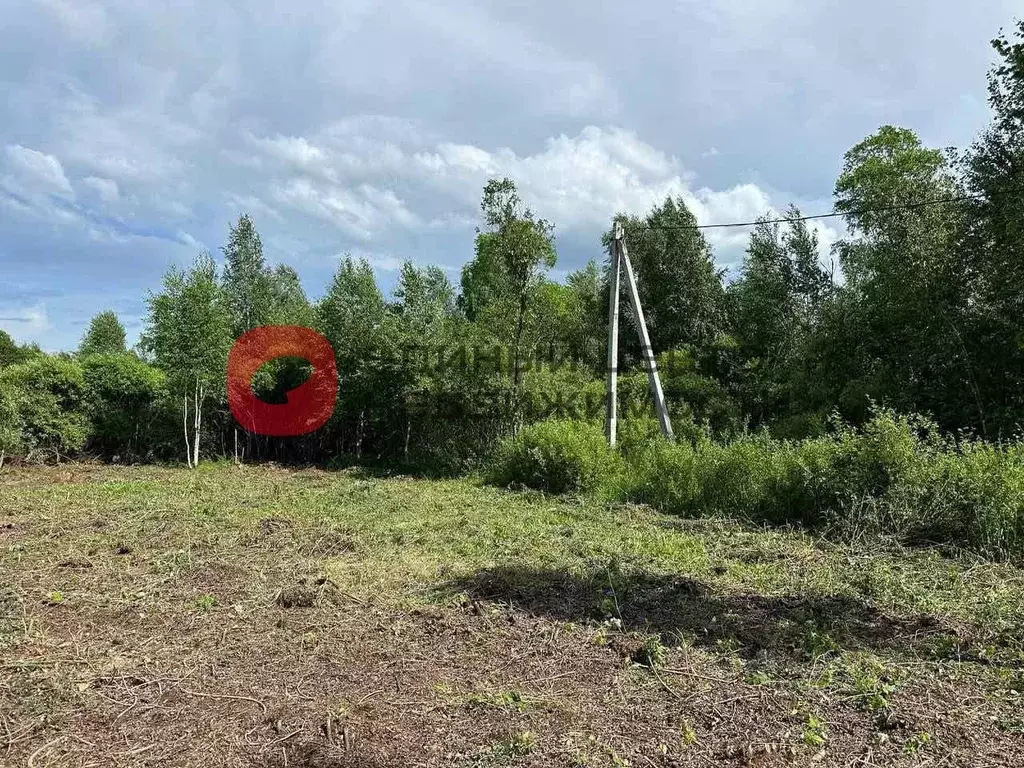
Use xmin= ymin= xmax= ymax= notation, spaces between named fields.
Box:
xmin=605 ymin=224 xmax=622 ymax=446
xmin=606 ymin=223 xmax=674 ymax=444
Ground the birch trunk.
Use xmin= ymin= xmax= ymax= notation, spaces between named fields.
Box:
xmin=192 ymin=380 xmax=202 ymax=468
xmin=183 ymin=395 xmax=192 ymax=469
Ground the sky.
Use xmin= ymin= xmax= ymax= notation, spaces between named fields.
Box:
xmin=0 ymin=0 xmax=1018 ymax=351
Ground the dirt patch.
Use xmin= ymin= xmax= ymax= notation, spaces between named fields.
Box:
xmin=274 ymin=583 xmax=318 ymax=608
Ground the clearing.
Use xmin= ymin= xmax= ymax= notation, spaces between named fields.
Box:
xmin=1 ymin=464 xmax=1023 ymax=767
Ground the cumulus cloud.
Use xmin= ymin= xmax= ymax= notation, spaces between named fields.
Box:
xmin=3 ymin=145 xmax=74 ymax=197
xmin=342 ymin=249 xmax=406 ymax=272
xmin=241 ymin=121 xmax=839 ymax=267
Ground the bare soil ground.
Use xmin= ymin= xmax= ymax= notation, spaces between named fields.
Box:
xmin=2 ymin=464 xmax=1023 ymax=767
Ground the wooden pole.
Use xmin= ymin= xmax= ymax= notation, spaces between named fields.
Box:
xmin=605 ymin=224 xmax=622 ymax=446
xmin=620 ymin=231 xmax=674 ymax=439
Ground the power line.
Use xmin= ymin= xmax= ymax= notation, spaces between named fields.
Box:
xmin=634 ymin=192 xmax=987 ymax=231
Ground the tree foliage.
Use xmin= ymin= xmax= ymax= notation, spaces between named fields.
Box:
xmin=79 ymin=311 xmax=127 ymax=357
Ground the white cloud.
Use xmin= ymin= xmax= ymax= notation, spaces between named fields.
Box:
xmin=36 ymin=0 xmax=113 ymax=47
xmin=55 ymin=88 xmax=196 ymax=183
xmin=3 ymin=145 xmax=73 ymax=197
xmin=0 ymin=303 xmax=52 ymax=341
xmin=241 ymin=121 xmax=839 ymax=268
xmin=0 ymin=0 xmax=1005 ymax=352
xmin=176 ymin=230 xmax=202 ymax=250
xmin=342 ymin=249 xmax=405 ymax=272
xmin=269 ymin=178 xmax=420 ymax=240
xmin=247 ymin=134 xmax=329 ymax=172
xmin=81 ymin=176 xmax=119 ymax=202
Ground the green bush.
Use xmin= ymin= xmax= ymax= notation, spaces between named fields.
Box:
xmin=520 ymin=368 xmax=604 ymax=423
xmin=623 ymin=437 xmax=700 ymax=512
xmin=879 ymin=438 xmax=1024 ymax=560
xmin=0 ymin=357 xmax=90 ymax=459
xmin=82 ymin=353 xmax=171 ymax=458
xmin=829 ymin=409 xmax=939 ymax=501
xmin=0 ymin=379 xmax=23 ymax=460
xmin=488 ymin=419 xmax=624 ymax=495
xmin=491 ymin=408 xmax=1024 ymax=562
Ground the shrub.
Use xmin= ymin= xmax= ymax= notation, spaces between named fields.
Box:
xmin=488 ymin=419 xmax=624 ymax=495
xmin=0 ymin=379 xmax=23 ymax=461
xmin=623 ymin=437 xmax=700 ymax=512
xmin=520 ymin=368 xmax=604 ymax=423
xmin=0 ymin=357 xmax=90 ymax=459
xmin=488 ymin=410 xmax=1024 ymax=563
xmin=829 ymin=409 xmax=939 ymax=501
xmin=889 ymin=439 xmax=1024 ymax=559
xmin=81 ymin=353 xmax=172 ymax=458
xmin=691 ymin=436 xmax=790 ymax=519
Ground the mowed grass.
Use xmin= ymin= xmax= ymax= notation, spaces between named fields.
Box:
xmin=2 ymin=463 xmax=1024 ymax=767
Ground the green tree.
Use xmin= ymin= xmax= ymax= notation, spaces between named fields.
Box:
xmin=316 ymin=257 xmax=395 ymax=457
xmin=78 ymin=311 xmax=127 ymax=357
xmin=0 ymin=330 xmax=38 ymax=369
xmin=729 ymin=208 xmax=831 ymax=423
xmin=562 ymin=261 xmax=606 ymax=372
xmin=958 ymin=21 xmax=1024 ymax=434
xmin=824 ymin=125 xmax=970 ymax=427
xmin=221 ymin=213 xmax=272 ymax=336
xmin=391 ymin=261 xmax=464 ymax=459
xmin=267 ymin=264 xmax=315 ymax=328
xmin=395 ymin=262 xmax=456 ymax=334
xmin=604 ymin=197 xmax=726 ymax=356
xmin=142 ymin=253 xmax=233 ymax=467
xmin=0 ymin=331 xmax=21 ymax=369
xmin=461 ymin=178 xmax=556 ymax=425
xmin=0 ymin=378 xmax=23 ymax=466
xmin=252 ymin=264 xmax=317 ymax=408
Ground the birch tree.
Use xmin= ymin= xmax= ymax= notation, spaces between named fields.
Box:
xmin=141 ymin=253 xmax=232 ymax=467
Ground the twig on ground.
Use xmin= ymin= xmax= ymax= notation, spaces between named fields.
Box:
xmin=27 ymin=737 xmax=64 ymax=768
xmin=176 ymin=687 xmax=269 ymax=716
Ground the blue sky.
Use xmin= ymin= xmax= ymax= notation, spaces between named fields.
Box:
xmin=0 ymin=0 xmax=1017 ymax=351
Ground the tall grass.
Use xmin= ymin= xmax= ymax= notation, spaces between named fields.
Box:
xmin=488 ymin=409 xmax=1024 ymax=561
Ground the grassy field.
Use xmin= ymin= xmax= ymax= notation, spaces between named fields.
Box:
xmin=2 ymin=464 xmax=1023 ymax=767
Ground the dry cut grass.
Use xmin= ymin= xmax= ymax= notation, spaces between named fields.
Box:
xmin=1 ymin=462 xmax=1023 ymax=766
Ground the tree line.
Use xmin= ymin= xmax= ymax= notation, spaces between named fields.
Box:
xmin=1 ymin=21 xmax=1023 ymax=470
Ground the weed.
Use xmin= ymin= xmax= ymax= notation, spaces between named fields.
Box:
xmin=802 ymin=627 xmax=840 ymax=659
xmin=680 ymin=721 xmax=698 ymax=745
xmin=492 ymin=731 xmax=534 ymax=759
xmin=635 ymin=635 xmax=667 ymax=668
xmin=839 ymin=655 xmax=898 ymax=713
xmin=463 ymin=690 xmax=542 ymax=713
xmin=194 ymin=593 xmax=217 ymax=611
xmin=903 ymin=732 xmax=932 ymax=754
xmin=801 ymin=712 xmax=828 ymax=747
